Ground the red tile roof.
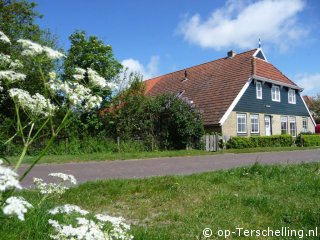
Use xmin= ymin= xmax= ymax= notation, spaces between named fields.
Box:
xmin=145 ymin=49 xmax=298 ymax=126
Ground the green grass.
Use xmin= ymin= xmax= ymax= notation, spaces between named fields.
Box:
xmin=8 ymin=146 xmax=320 ymax=165
xmin=1 ymin=163 xmax=320 ymax=239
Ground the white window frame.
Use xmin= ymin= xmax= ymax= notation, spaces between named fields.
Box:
xmin=256 ymin=81 xmax=262 ymax=99
xmin=280 ymin=116 xmax=288 ymax=134
xmin=289 ymin=116 xmax=297 ymax=137
xmin=302 ymin=117 xmax=308 ymax=133
xmin=288 ymin=89 xmax=296 ymax=104
xmin=250 ymin=114 xmax=260 ymax=133
xmin=271 ymin=85 xmax=281 ymax=102
xmin=237 ymin=113 xmax=247 ymax=134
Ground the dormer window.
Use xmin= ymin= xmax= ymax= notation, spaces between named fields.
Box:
xmin=288 ymin=89 xmax=296 ymax=104
xmin=271 ymin=85 xmax=280 ymax=102
xmin=256 ymin=81 xmax=262 ymax=99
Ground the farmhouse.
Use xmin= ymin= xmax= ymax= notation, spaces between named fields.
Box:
xmin=145 ymin=48 xmax=315 ymax=139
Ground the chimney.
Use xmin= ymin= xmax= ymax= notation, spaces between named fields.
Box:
xmin=227 ymin=50 xmax=236 ymax=58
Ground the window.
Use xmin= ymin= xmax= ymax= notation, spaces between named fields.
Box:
xmin=250 ymin=114 xmax=259 ymax=133
xmin=281 ymin=116 xmax=288 ymax=134
xmin=289 ymin=117 xmax=296 ymax=137
xmin=256 ymin=82 xmax=262 ymax=99
xmin=271 ymin=85 xmax=281 ymax=102
xmin=288 ymin=89 xmax=296 ymax=104
xmin=302 ymin=117 xmax=308 ymax=132
xmin=237 ymin=113 xmax=247 ymax=133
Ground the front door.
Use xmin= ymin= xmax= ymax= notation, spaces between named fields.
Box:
xmin=265 ymin=116 xmax=271 ymax=136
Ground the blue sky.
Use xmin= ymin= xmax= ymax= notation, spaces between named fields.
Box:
xmin=33 ymin=0 xmax=320 ymax=96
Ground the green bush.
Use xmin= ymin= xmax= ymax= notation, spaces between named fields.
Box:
xmin=296 ymin=134 xmax=320 ymax=147
xmin=226 ymin=135 xmax=293 ymax=149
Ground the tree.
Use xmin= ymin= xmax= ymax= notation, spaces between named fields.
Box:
xmin=63 ymin=31 xmax=122 ymax=136
xmin=308 ymin=94 xmax=320 ymax=124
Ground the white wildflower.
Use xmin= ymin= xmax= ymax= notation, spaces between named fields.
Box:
xmin=9 ymin=88 xmax=57 ymax=117
xmin=0 ymin=54 xmax=24 ymax=70
xmin=49 ymin=204 xmax=89 ymax=216
xmin=0 ymin=31 xmax=10 ymax=44
xmin=0 ymin=164 xmax=22 ymax=191
xmin=33 ymin=177 xmax=67 ymax=195
xmin=17 ymin=39 xmax=65 ymax=60
xmin=73 ymin=67 xmax=86 ymax=81
xmin=49 ymin=71 xmax=57 ymax=80
xmin=87 ymin=68 xmax=108 ymax=89
xmin=49 ymin=173 xmax=77 ymax=185
xmin=0 ymin=70 xmax=26 ymax=83
xmin=84 ymin=94 xmax=102 ymax=111
xmin=2 ymin=196 xmax=32 ymax=221
xmin=43 ymin=46 xmax=65 ymax=60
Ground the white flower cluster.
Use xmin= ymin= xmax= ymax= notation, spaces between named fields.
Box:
xmin=48 ymin=79 xmax=102 ymax=112
xmin=48 ymin=173 xmax=77 ymax=185
xmin=0 ymin=161 xmax=21 ymax=191
xmin=48 ymin=204 xmax=133 ymax=240
xmin=0 ymin=70 xmax=26 ymax=83
xmin=17 ymin=39 xmax=65 ymax=60
xmin=87 ymin=68 xmax=108 ymax=89
xmin=49 ymin=204 xmax=89 ymax=216
xmin=34 ymin=173 xmax=77 ymax=195
xmin=9 ymin=88 xmax=57 ymax=117
xmin=2 ymin=196 xmax=33 ymax=221
xmin=0 ymin=31 xmax=10 ymax=44
xmin=73 ymin=67 xmax=86 ymax=81
xmin=0 ymin=53 xmax=24 ymax=70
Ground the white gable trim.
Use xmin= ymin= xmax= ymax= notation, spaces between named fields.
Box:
xmin=219 ymin=78 xmax=252 ymax=125
xmin=253 ymin=48 xmax=268 ymax=62
xmin=299 ymin=93 xmax=316 ymax=127
xmin=252 ymin=75 xmax=303 ymax=91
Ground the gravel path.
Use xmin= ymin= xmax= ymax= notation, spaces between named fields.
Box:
xmin=19 ymin=149 xmax=320 ymax=187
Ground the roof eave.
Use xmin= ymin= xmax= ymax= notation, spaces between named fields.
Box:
xmin=252 ymin=75 xmax=303 ymax=91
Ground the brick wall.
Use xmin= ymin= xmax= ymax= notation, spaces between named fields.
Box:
xmin=222 ymin=111 xmax=315 ymax=137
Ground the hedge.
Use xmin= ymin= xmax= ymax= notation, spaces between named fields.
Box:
xmin=296 ymin=134 xmax=320 ymax=147
xmin=226 ymin=135 xmax=293 ymax=149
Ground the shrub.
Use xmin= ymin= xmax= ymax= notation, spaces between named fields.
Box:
xmin=296 ymin=133 xmax=320 ymax=147
xmin=226 ymin=135 xmax=293 ymax=149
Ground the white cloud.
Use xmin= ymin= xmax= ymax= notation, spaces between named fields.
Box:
xmin=121 ymin=56 xmax=160 ymax=80
xmin=295 ymin=73 xmax=320 ymax=96
xmin=178 ymin=0 xmax=307 ymax=51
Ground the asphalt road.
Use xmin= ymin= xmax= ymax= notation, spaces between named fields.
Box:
xmin=18 ymin=149 xmax=320 ymax=187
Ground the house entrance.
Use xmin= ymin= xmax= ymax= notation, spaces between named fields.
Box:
xmin=265 ymin=116 xmax=271 ymax=136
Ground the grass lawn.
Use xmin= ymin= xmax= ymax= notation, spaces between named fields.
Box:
xmin=8 ymin=146 xmax=320 ymax=165
xmin=1 ymin=162 xmax=320 ymax=239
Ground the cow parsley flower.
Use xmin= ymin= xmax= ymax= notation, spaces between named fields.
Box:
xmin=0 ymin=70 xmax=26 ymax=83
xmin=33 ymin=177 xmax=67 ymax=195
xmin=9 ymin=88 xmax=57 ymax=117
xmin=48 ymin=206 xmax=134 ymax=240
xmin=0 ymin=54 xmax=24 ymax=70
xmin=49 ymin=204 xmax=89 ymax=216
xmin=2 ymin=196 xmax=32 ymax=221
xmin=84 ymin=95 xmax=102 ymax=111
xmin=49 ymin=173 xmax=77 ymax=185
xmin=0 ymin=164 xmax=22 ymax=191
xmin=73 ymin=67 xmax=86 ymax=81
xmin=87 ymin=68 xmax=108 ymax=89
xmin=17 ymin=39 xmax=65 ymax=60
xmin=0 ymin=31 xmax=10 ymax=44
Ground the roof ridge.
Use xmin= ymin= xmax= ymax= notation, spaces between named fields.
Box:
xmin=144 ymin=48 xmax=258 ymax=82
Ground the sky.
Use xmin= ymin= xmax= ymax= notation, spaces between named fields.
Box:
xmin=32 ymin=0 xmax=320 ymax=96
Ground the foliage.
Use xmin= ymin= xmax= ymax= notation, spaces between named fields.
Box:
xmin=308 ymin=94 xmax=320 ymax=124
xmin=296 ymin=133 xmax=320 ymax=147
xmin=104 ymin=79 xmax=204 ymax=150
xmin=226 ymin=135 xmax=293 ymax=149
xmin=63 ymin=31 xmax=122 ymax=136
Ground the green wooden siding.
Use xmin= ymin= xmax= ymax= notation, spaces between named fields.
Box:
xmin=233 ymin=81 xmax=309 ymax=116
